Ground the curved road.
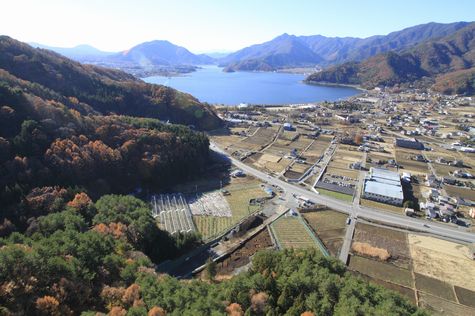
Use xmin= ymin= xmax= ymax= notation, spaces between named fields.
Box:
xmin=210 ymin=143 xmax=475 ymax=243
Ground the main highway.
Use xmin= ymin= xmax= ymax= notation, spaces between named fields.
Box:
xmin=210 ymin=142 xmax=475 ymax=244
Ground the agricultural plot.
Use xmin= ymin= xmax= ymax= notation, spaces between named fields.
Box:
xmin=350 ymin=224 xmax=475 ymax=314
xmin=223 ymin=126 xmax=279 ymax=156
xmin=271 ymin=216 xmax=320 ymax=250
xmin=248 ymin=152 xmax=292 ymax=174
xmin=193 ymin=216 xmax=234 ymax=240
xmin=348 ymin=255 xmax=413 ymax=287
xmin=360 ymin=198 xmax=403 ymax=214
xmin=188 ymin=191 xmax=231 ymax=217
xmin=213 ymin=229 xmax=274 ymax=277
xmin=316 ymin=188 xmax=353 ymax=202
xmin=408 ymin=234 xmax=475 ymax=292
xmin=353 ymin=271 xmax=416 ymax=304
xmin=414 ymin=273 xmax=456 ymax=302
xmin=211 ymin=134 xmax=244 ymax=149
xmin=443 ymin=185 xmax=475 ymax=200
xmin=152 ymin=194 xmax=195 ymax=234
xmin=302 ymin=136 xmax=332 ymax=164
xmin=395 ymin=149 xmax=429 ymax=175
xmin=193 ymin=178 xmax=267 ymax=240
xmin=302 ymin=209 xmax=347 ymax=256
xmin=353 ymin=223 xmax=410 ymax=269
xmin=454 ymin=286 xmax=475 ymax=308
xmin=433 ymin=163 xmax=464 ymax=177
xmin=418 ymin=292 xmax=475 ymax=316
xmin=241 ymin=126 xmax=278 ymax=147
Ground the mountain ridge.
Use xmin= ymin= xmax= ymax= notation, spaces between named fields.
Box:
xmin=305 ymin=22 xmax=475 ymax=95
xmin=220 ymin=21 xmax=472 ymax=71
xmin=0 ymin=35 xmax=222 ymax=129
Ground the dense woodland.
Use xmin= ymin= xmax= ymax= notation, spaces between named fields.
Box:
xmin=0 ymin=36 xmax=426 ymax=315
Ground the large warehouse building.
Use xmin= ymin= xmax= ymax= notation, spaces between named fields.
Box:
xmin=363 ymin=167 xmax=404 ymax=206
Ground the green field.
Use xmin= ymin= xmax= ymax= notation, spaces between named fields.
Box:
xmin=271 ymin=216 xmax=319 ymax=249
xmin=316 ymin=188 xmax=353 ymax=202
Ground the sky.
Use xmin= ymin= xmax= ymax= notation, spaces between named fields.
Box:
xmin=1 ymin=0 xmax=474 ymax=53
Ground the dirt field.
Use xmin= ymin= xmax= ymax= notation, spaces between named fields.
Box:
xmin=348 ymin=255 xmax=413 ymax=288
xmin=352 ymin=271 xmax=416 ymax=304
xmin=395 ymin=149 xmax=429 ymax=175
xmin=302 ymin=136 xmax=332 ymax=163
xmin=444 ymin=185 xmax=475 ymax=200
xmin=360 ymin=198 xmax=403 ymax=214
xmin=247 ymin=151 xmax=292 ymax=174
xmin=353 ymin=223 xmax=410 ymax=269
xmin=302 ymin=209 xmax=347 ymax=256
xmin=408 ymin=234 xmax=475 ymax=291
xmin=433 ymin=163 xmax=463 ymax=177
xmin=418 ymin=292 xmax=475 ymax=316
xmin=414 ymin=273 xmax=456 ymax=302
xmin=214 ymin=228 xmax=274 ymax=276
xmin=454 ymin=286 xmax=475 ymax=308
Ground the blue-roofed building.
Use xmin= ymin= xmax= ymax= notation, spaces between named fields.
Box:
xmin=363 ymin=167 xmax=404 ymax=206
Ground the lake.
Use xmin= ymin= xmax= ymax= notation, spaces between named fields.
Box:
xmin=143 ymin=66 xmax=360 ymax=105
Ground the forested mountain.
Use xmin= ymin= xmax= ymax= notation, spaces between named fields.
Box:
xmin=110 ymin=40 xmax=214 ymax=66
xmin=0 ymin=36 xmax=221 ymax=129
xmin=0 ymin=36 xmax=229 ymax=314
xmin=306 ymin=22 xmax=475 ymax=95
xmin=301 ymin=21 xmax=470 ymax=64
xmin=221 ymin=33 xmax=322 ymax=71
xmin=0 ymin=35 xmax=222 ymax=224
xmin=220 ymin=22 xmax=470 ymax=71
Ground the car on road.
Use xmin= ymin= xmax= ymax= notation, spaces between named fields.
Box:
xmin=346 ymin=217 xmax=351 ymax=225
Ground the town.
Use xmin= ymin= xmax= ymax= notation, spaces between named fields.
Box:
xmin=153 ymin=88 xmax=475 ymax=314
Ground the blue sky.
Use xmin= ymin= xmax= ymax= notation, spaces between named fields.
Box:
xmin=1 ymin=0 xmax=474 ymax=53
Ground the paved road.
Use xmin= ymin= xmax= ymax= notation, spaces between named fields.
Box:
xmin=339 ymin=216 xmax=356 ymax=264
xmin=211 ymin=142 xmax=475 ymax=243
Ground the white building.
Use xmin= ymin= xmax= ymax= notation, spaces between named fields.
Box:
xmin=363 ymin=168 xmax=404 ymax=206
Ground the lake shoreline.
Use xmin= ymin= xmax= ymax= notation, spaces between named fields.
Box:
xmin=144 ymin=66 xmax=361 ymax=105
xmin=303 ymin=80 xmax=367 ymax=92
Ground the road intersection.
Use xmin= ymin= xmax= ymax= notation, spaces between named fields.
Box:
xmin=210 ymin=142 xmax=475 ymax=244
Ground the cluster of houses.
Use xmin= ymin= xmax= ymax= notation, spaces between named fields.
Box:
xmin=420 ymin=188 xmax=459 ymax=222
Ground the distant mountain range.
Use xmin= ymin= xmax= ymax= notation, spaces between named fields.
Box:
xmin=221 ymin=22 xmax=471 ymax=71
xmin=29 ymin=42 xmax=114 ymax=61
xmin=25 ymin=21 xmax=475 ymax=94
xmin=220 ymin=33 xmax=322 ymax=71
xmin=306 ymin=22 xmax=475 ymax=95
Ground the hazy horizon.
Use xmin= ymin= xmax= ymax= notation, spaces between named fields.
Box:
xmin=2 ymin=0 xmax=475 ymax=53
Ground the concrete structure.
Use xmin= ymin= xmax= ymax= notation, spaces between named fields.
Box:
xmin=395 ymin=138 xmax=424 ymax=150
xmin=363 ymin=168 xmax=404 ymax=206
